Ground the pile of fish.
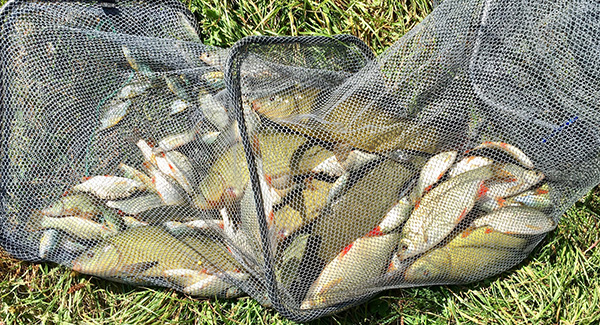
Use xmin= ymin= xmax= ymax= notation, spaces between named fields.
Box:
xmin=26 ymin=45 xmax=556 ymax=309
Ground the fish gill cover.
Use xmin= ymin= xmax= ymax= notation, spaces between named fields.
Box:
xmin=0 ymin=0 xmax=599 ymax=321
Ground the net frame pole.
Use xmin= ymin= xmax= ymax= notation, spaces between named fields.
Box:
xmin=224 ymin=34 xmax=374 ymax=321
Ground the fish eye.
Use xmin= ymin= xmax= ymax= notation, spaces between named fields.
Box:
xmin=423 ymin=270 xmax=430 ymax=277
xmin=86 ymin=251 xmax=94 ymax=258
xmin=269 ymin=97 xmax=275 ymax=101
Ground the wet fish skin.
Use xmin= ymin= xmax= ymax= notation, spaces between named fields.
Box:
xmin=378 ymin=196 xmax=413 ymax=234
xmin=483 ymin=163 xmax=545 ymax=200
xmin=169 ymin=99 xmax=190 ymax=115
xmin=178 ymin=235 xmax=243 ymax=272
xmin=199 ymin=50 xmax=227 ymax=69
xmin=39 ymin=229 xmax=60 ymax=259
xmin=404 ymin=227 xmax=529 ymax=283
xmin=472 ymin=141 xmax=535 ymax=169
xmin=117 ymin=81 xmax=151 ymax=100
xmin=192 ymin=142 xmax=249 ymax=210
xmin=249 ymin=86 xmax=440 ymax=153
xmin=99 ymin=99 xmax=131 ymax=130
xmin=106 ymin=194 xmax=164 ymax=215
xmin=473 ymin=206 xmax=555 ymax=235
xmin=41 ymin=193 xmax=103 ymax=218
xmin=312 ymin=158 xmax=416 ymax=263
xmin=181 ymin=272 xmax=246 ymax=297
xmin=411 ymin=151 xmax=457 ymax=202
xmin=72 ymin=226 xmax=204 ymax=278
xmin=142 ymin=162 xmax=186 ymax=206
xmin=74 ymin=176 xmax=145 ymax=200
xmin=34 ymin=214 xmax=114 ymax=241
xmin=301 ymin=234 xmax=399 ymax=309
xmin=399 ymin=165 xmax=494 ymax=260
xmin=447 ymin=156 xmax=493 ymax=178
xmin=118 ymin=163 xmax=155 ymax=193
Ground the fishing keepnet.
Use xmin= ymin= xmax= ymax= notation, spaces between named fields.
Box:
xmin=1 ymin=0 xmax=599 ymax=321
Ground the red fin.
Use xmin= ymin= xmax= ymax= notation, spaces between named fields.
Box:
xmin=477 ymin=182 xmax=489 ymax=198
xmin=535 ymin=188 xmax=549 ymax=195
xmin=267 ymin=211 xmax=275 ymax=228
xmin=455 ymin=208 xmax=468 ymax=224
xmin=497 ymin=198 xmax=506 ymax=208
xmin=366 ymin=226 xmax=384 ymax=237
xmin=265 ymin=174 xmax=273 ymax=187
xmin=340 ymin=243 xmax=353 ymax=257
xmin=461 ymin=227 xmax=474 ymax=238
xmin=484 ymin=227 xmax=493 ymax=234
xmin=414 ymin=199 xmax=421 ymax=210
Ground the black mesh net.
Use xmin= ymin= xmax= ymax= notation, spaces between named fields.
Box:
xmin=1 ymin=0 xmax=598 ymax=321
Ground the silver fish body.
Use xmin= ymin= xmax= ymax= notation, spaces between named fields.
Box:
xmin=398 ymin=165 xmax=494 ymax=260
xmin=473 ymin=206 xmax=555 ymax=235
xmin=411 ymin=151 xmax=457 ymax=202
xmin=105 ymin=194 xmax=164 ymax=215
xmin=404 ymin=227 xmax=529 ymax=283
xmin=301 ymin=234 xmax=399 ymax=309
xmin=472 ymin=141 xmax=535 ymax=169
xmin=39 ymin=229 xmax=60 ymax=259
xmin=74 ymin=176 xmax=145 ymax=200
xmin=99 ymin=99 xmax=131 ymax=130
xmin=447 ymin=156 xmax=493 ymax=178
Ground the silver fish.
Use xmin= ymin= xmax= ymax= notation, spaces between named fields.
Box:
xmin=378 ymin=196 xmax=413 ymax=234
xmin=473 ymin=206 xmax=556 ymax=235
xmin=200 ymin=94 xmax=230 ymax=131
xmin=99 ymin=99 xmax=131 ymax=130
xmin=472 ymin=141 xmax=535 ymax=169
xmin=199 ymin=50 xmax=227 ymax=69
xmin=169 ymin=99 xmax=190 ymax=116
xmin=39 ymin=229 xmax=60 ymax=259
xmin=182 ymin=273 xmax=245 ymax=297
xmin=447 ymin=156 xmax=493 ymax=178
xmin=398 ymin=165 xmax=494 ymax=260
xmin=313 ymin=158 xmax=416 ymax=263
xmin=301 ymin=234 xmax=399 ymax=309
xmin=105 ymin=194 xmax=164 ymax=215
xmin=142 ymin=162 xmax=186 ymax=206
xmin=117 ymin=82 xmax=151 ymax=99
xmin=312 ymin=155 xmax=344 ymax=178
xmin=484 ymin=163 xmax=545 ymax=199
xmin=41 ymin=193 xmax=103 ymax=218
xmin=74 ymin=176 xmax=145 ymax=200
xmin=411 ymin=151 xmax=457 ymax=202
xmin=34 ymin=214 xmax=113 ymax=240
xmin=118 ymin=163 xmax=155 ymax=193
xmin=164 ymin=75 xmax=191 ymax=102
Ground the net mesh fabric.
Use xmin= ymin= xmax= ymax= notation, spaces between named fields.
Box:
xmin=1 ymin=0 xmax=598 ymax=321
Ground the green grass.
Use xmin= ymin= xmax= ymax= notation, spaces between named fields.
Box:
xmin=2 ymin=0 xmax=600 ymax=324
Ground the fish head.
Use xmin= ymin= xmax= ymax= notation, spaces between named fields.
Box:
xmin=41 ymin=199 xmax=65 ymax=216
xmin=73 ymin=243 xmax=121 ymax=277
xmin=248 ymin=87 xmax=319 ymax=121
xmin=249 ymin=93 xmax=296 ymax=121
xmin=404 ymin=253 xmax=446 ymax=283
xmin=397 ymin=238 xmax=419 ymax=260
